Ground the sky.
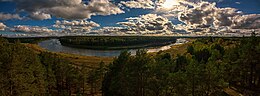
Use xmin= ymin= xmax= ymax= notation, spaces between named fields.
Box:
xmin=0 ymin=0 xmax=259 ymax=36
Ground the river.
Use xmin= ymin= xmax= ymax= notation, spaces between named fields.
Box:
xmin=38 ymin=39 xmax=188 ymax=57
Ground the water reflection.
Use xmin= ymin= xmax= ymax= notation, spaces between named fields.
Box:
xmin=38 ymin=39 xmax=187 ymax=57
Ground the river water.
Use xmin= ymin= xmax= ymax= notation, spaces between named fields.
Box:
xmin=38 ymin=39 xmax=187 ymax=57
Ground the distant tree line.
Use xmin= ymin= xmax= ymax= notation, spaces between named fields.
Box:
xmin=6 ymin=37 xmax=51 ymax=44
xmin=59 ymin=36 xmax=176 ymax=49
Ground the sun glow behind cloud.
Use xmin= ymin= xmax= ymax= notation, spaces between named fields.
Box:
xmin=161 ymin=0 xmax=180 ymax=9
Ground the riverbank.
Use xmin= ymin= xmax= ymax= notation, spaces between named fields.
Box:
xmin=25 ymin=43 xmax=114 ymax=68
xmin=27 ymin=39 xmax=192 ymax=66
xmin=38 ymin=39 xmax=188 ymax=57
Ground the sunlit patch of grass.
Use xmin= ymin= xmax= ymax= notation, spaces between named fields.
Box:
xmin=151 ymin=39 xmax=195 ymax=58
xmin=165 ymin=42 xmax=191 ymax=57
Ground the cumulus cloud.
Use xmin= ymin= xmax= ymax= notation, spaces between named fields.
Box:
xmin=91 ymin=14 xmax=176 ymax=35
xmin=53 ymin=20 xmax=100 ymax=32
xmin=178 ymin=2 xmax=260 ymax=31
xmin=93 ymin=27 xmax=128 ymax=35
xmin=47 ymin=5 xmax=92 ymax=20
xmin=153 ymin=0 xmax=232 ymax=19
xmin=117 ymin=14 xmax=176 ymax=34
xmin=178 ymin=2 xmax=239 ymax=28
xmin=29 ymin=12 xmax=51 ymax=20
xmin=87 ymin=0 xmax=125 ymax=15
xmin=120 ymin=0 xmax=222 ymax=10
xmin=2 ymin=0 xmax=124 ymax=20
xmin=0 ymin=22 xmax=6 ymax=30
xmin=0 ymin=13 xmax=23 ymax=20
xmin=232 ymin=14 xmax=260 ymax=29
xmin=11 ymin=25 xmax=55 ymax=33
xmin=120 ymin=0 xmax=155 ymax=9
xmin=149 ymin=0 xmax=260 ymax=34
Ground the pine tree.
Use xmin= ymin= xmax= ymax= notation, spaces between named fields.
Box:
xmin=0 ymin=42 xmax=46 ymax=95
xmin=102 ymin=51 xmax=131 ymax=96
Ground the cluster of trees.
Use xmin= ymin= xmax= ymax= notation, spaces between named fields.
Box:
xmin=59 ymin=36 xmax=176 ymax=49
xmin=102 ymin=34 xmax=260 ymax=96
xmin=0 ymin=37 xmax=105 ymax=95
xmin=0 ymin=37 xmax=46 ymax=95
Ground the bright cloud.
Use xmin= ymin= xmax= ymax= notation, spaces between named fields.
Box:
xmin=178 ymin=2 xmax=238 ymax=28
xmin=54 ymin=20 xmax=100 ymax=32
xmin=93 ymin=27 xmax=127 ymax=35
xmin=232 ymin=14 xmax=260 ymax=29
xmin=160 ymin=0 xmax=180 ymax=9
xmin=87 ymin=0 xmax=125 ymax=16
xmin=11 ymin=25 xmax=55 ymax=33
xmin=0 ymin=13 xmax=23 ymax=20
xmin=120 ymin=0 xmax=155 ymax=9
xmin=29 ymin=12 xmax=51 ymax=20
xmin=117 ymin=14 xmax=176 ymax=35
xmin=178 ymin=2 xmax=260 ymax=30
xmin=0 ymin=22 xmax=6 ymax=30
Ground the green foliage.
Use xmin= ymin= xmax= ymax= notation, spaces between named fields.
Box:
xmin=102 ymin=35 xmax=260 ymax=96
xmin=0 ymin=37 xmax=104 ymax=95
xmin=0 ymin=36 xmax=8 ymax=44
xmin=87 ymin=61 xmax=106 ymax=95
xmin=102 ymin=51 xmax=131 ymax=96
xmin=0 ymin=40 xmax=46 ymax=95
xmin=39 ymin=52 xmax=86 ymax=95
xmin=223 ymin=34 xmax=260 ymax=95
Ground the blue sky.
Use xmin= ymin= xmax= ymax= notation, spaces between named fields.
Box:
xmin=217 ymin=0 xmax=260 ymax=14
xmin=0 ymin=0 xmax=259 ymax=35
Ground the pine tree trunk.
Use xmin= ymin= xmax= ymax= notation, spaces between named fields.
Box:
xmin=82 ymin=78 xmax=85 ymax=95
xmin=192 ymin=73 xmax=195 ymax=96
xmin=250 ymin=62 xmax=253 ymax=89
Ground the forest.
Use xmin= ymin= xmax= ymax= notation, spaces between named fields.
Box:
xmin=59 ymin=36 xmax=177 ymax=50
xmin=0 ymin=37 xmax=100 ymax=95
xmin=102 ymin=34 xmax=260 ymax=96
xmin=0 ymin=33 xmax=260 ymax=95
